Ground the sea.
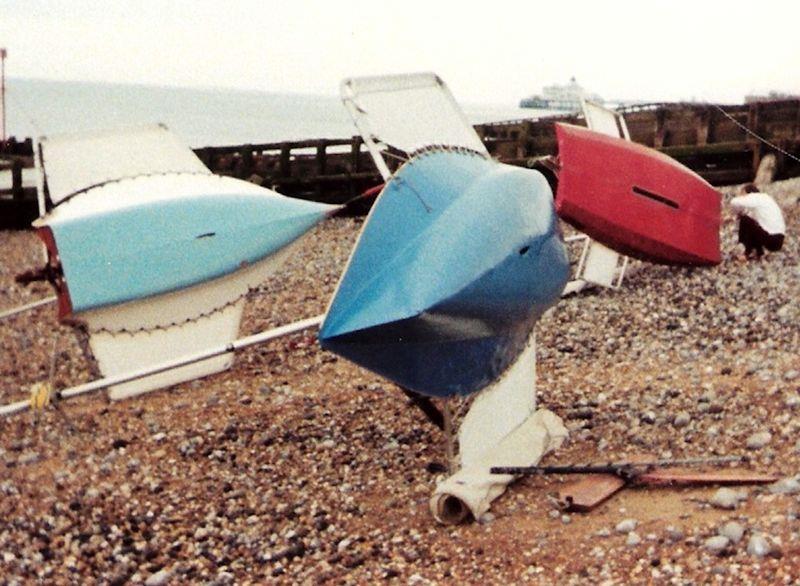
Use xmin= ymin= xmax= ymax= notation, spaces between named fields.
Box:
xmin=4 ymin=78 xmax=553 ymax=148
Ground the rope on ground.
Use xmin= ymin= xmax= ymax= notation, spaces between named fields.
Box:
xmin=29 ymin=381 xmax=52 ymax=411
xmin=711 ymin=104 xmax=800 ymax=165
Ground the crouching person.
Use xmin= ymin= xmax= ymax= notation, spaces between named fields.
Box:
xmin=730 ymin=183 xmax=786 ymax=259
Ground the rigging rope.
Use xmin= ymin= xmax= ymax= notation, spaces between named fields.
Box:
xmin=710 ymin=104 xmax=800 ymax=165
xmin=29 ymin=381 xmax=52 ymax=411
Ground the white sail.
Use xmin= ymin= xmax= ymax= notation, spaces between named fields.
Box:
xmin=341 ymin=72 xmax=488 ymax=179
xmin=38 ymin=124 xmax=210 ymax=207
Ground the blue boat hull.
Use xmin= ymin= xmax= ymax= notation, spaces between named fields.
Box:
xmin=46 ymin=185 xmax=333 ymax=314
xmin=319 ymin=149 xmax=569 ymax=398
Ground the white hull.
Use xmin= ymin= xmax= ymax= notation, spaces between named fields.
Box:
xmin=81 ymin=243 xmax=295 ymax=400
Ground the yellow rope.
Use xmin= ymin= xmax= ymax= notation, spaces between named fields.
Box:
xmin=29 ymin=381 xmax=52 ymax=411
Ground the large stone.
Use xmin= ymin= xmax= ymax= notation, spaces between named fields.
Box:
xmin=704 ymin=535 xmax=730 ymax=554
xmin=615 ymin=519 xmax=638 ymax=533
xmin=746 ymin=431 xmax=772 ymax=450
xmin=673 ymin=412 xmax=691 ymax=427
xmin=718 ymin=521 xmax=745 ymax=543
xmin=710 ymin=487 xmax=741 ymax=510
xmin=746 ymin=534 xmax=772 ymax=557
xmin=145 ymin=569 xmax=172 ymax=586
xmin=768 ymin=477 xmax=800 ymax=495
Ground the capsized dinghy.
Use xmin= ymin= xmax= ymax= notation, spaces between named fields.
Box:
xmin=29 ymin=125 xmax=337 ymax=399
xmin=554 ymin=123 xmax=722 ymax=266
xmin=36 ymin=173 xmax=333 ymax=318
xmin=319 ymin=146 xmax=569 ymax=398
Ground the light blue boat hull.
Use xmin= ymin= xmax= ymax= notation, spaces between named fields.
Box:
xmin=48 ymin=191 xmax=333 ymax=313
xmin=319 ymin=149 xmax=569 ymax=398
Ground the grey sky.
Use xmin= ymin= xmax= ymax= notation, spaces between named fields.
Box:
xmin=1 ymin=0 xmax=798 ymax=105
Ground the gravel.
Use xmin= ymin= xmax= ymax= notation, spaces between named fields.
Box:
xmin=1 ymin=178 xmax=799 ymax=582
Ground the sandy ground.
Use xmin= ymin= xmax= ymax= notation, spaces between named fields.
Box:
xmin=0 ymin=178 xmax=798 ymax=585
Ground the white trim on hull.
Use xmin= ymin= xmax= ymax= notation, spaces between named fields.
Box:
xmin=80 ymin=240 xmax=298 ymax=400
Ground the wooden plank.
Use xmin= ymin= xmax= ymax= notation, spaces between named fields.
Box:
xmin=558 ymin=474 xmax=626 ymax=512
xmin=197 ymin=137 xmax=356 ymax=155
xmin=659 ymin=140 xmax=751 ymax=157
xmin=279 ymin=144 xmax=291 ymax=178
xmin=696 ymin=108 xmax=710 ymax=146
xmin=635 ymin=469 xmax=780 ymax=487
xmin=350 ymin=136 xmax=362 ymax=173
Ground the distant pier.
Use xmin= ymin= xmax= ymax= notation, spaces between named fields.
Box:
xmin=2 ymin=99 xmax=799 ymax=229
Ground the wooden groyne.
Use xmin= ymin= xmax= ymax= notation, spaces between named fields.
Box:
xmin=0 ymin=136 xmax=385 ymax=229
xmin=194 ymin=136 xmax=382 ymax=206
xmin=476 ymin=99 xmax=800 ymax=186
xmin=3 ymin=99 xmax=799 ymax=229
xmin=0 ymin=137 xmax=36 ymax=230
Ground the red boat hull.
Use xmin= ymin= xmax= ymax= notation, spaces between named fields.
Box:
xmin=555 ymin=123 xmax=721 ymax=266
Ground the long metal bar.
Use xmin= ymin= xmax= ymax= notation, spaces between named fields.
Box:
xmin=0 ymin=314 xmax=324 ymax=417
xmin=490 ymin=455 xmax=745 ymax=476
xmin=0 ymin=296 xmax=57 ymax=320
xmin=341 ymin=88 xmax=393 ymax=181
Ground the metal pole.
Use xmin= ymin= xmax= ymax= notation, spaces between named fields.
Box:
xmin=442 ymin=398 xmax=456 ymax=474
xmin=1 ymin=48 xmax=6 ymax=143
xmin=0 ymin=296 xmax=57 ymax=321
xmin=490 ymin=455 xmax=745 ymax=476
xmin=0 ymin=314 xmax=324 ymax=417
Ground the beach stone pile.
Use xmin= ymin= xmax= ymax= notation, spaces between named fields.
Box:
xmin=0 ymin=178 xmax=798 ymax=583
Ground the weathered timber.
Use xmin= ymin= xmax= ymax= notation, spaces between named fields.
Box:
xmin=194 ymin=135 xmax=382 ymax=204
xmin=2 ymin=99 xmax=799 ymax=229
xmin=0 ymin=156 xmax=37 ymax=230
xmin=475 ymin=99 xmax=800 ymax=186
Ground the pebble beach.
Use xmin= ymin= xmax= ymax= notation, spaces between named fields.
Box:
xmin=0 ymin=178 xmax=798 ymax=584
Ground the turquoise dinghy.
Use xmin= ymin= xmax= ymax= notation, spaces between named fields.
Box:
xmin=38 ymin=174 xmax=336 ymax=315
xmin=319 ymin=147 xmax=569 ymax=398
